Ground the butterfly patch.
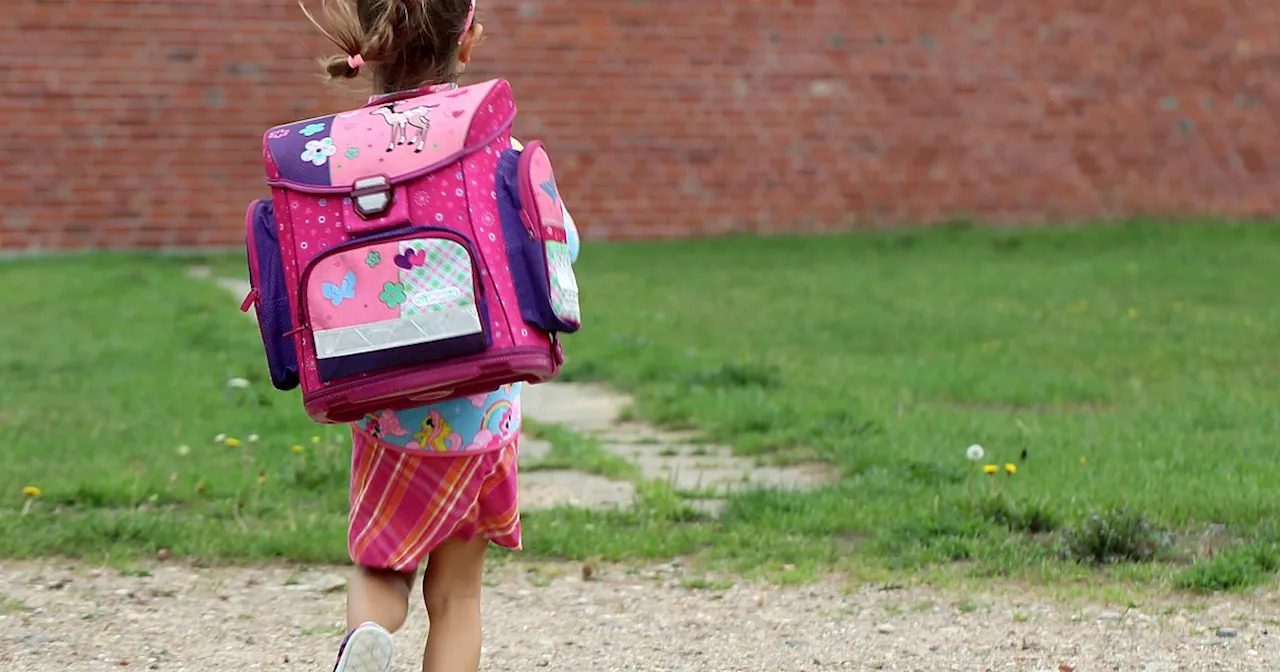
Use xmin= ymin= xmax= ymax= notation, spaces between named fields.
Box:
xmin=539 ymin=178 xmax=559 ymax=204
xmin=394 ymin=248 xmax=426 ymax=270
xmin=322 ymin=270 xmax=357 ymax=307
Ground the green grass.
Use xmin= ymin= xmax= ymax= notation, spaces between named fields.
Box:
xmin=3 ymin=221 xmax=1280 ymax=591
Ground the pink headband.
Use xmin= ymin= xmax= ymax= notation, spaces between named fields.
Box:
xmin=347 ymin=54 xmax=365 ymax=70
xmin=459 ymin=0 xmax=476 ymax=44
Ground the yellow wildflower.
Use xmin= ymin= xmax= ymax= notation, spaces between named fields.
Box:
xmin=311 ymin=435 xmax=322 ymax=444
xmin=224 ymin=437 xmax=242 ymax=448
xmin=291 ymin=444 xmax=305 ymax=454
xmin=21 ymin=486 xmax=41 ymax=498
xmin=1004 ymin=463 xmax=1017 ymax=475
xmin=983 ymin=464 xmax=999 ymax=475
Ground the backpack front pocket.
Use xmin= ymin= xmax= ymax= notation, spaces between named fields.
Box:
xmin=299 ymin=228 xmax=490 ymax=383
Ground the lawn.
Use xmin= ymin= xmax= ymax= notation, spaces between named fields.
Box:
xmin=2 ymin=221 xmax=1279 ymax=591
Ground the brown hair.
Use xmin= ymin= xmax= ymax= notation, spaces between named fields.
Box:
xmin=301 ymin=0 xmax=477 ymax=94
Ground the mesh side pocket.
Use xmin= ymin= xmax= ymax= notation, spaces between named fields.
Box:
xmin=245 ymin=199 xmax=300 ymax=390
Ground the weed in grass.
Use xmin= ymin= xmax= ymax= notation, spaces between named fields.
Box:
xmin=1175 ymin=543 xmax=1280 ymax=594
xmin=1062 ymin=508 xmax=1165 ymax=565
xmin=978 ymin=496 xmax=1059 ymax=535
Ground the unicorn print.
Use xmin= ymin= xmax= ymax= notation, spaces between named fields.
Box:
xmin=370 ymin=103 xmax=439 ymax=153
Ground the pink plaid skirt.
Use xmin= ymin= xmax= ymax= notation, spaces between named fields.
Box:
xmin=347 ymin=430 xmax=522 ymax=571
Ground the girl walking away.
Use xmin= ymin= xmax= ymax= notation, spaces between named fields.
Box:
xmin=294 ymin=1 xmax=582 ymax=671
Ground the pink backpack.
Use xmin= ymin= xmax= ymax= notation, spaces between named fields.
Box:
xmin=241 ymin=79 xmax=581 ymax=424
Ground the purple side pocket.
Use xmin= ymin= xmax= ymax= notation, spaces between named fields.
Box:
xmin=245 ymin=199 xmax=300 ymax=390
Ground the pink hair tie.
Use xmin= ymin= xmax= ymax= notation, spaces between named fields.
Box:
xmin=459 ymin=0 xmax=476 ymax=44
xmin=347 ymin=54 xmax=365 ymax=70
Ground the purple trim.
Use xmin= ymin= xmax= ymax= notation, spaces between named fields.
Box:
xmin=244 ymin=199 xmax=301 ymax=390
xmin=496 ymin=148 xmax=580 ymax=334
xmin=265 ymin=117 xmax=336 ymax=187
xmin=265 ymin=109 xmax=517 ymax=194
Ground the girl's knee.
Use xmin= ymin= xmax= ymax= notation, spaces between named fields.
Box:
xmin=358 ymin=565 xmax=416 ymax=592
xmin=421 ymin=537 xmax=488 ymax=607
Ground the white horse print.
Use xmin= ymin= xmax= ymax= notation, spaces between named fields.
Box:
xmin=370 ymin=104 xmax=439 ymax=153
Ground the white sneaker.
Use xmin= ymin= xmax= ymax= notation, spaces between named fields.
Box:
xmin=331 ymin=622 xmax=395 ymax=672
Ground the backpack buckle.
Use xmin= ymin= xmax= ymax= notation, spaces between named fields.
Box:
xmin=351 ymin=175 xmax=392 ymax=219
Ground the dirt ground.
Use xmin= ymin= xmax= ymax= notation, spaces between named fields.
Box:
xmin=3 ymin=559 xmax=1279 ymax=672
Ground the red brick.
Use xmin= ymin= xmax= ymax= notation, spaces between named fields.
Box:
xmin=2 ymin=0 xmax=1277 ymax=252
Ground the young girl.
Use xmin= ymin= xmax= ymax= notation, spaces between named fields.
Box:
xmin=299 ymin=1 xmax=580 ymax=671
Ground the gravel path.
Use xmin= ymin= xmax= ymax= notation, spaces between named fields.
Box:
xmin=3 ymin=559 xmax=1279 ymax=671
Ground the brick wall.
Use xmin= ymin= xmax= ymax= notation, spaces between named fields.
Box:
xmin=4 ymin=0 xmax=1277 ymax=251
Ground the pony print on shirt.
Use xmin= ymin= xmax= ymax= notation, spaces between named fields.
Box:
xmin=358 ymin=383 xmax=522 ymax=454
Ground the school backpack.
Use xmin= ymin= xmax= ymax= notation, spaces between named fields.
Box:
xmin=240 ymin=79 xmax=581 ymax=424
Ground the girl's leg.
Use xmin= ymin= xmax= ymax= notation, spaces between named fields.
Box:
xmin=420 ymin=536 xmax=489 ymax=672
xmin=347 ymin=565 xmax=416 ymax=632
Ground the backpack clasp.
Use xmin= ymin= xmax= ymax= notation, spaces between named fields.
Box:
xmin=351 ymin=175 xmax=393 ymax=220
